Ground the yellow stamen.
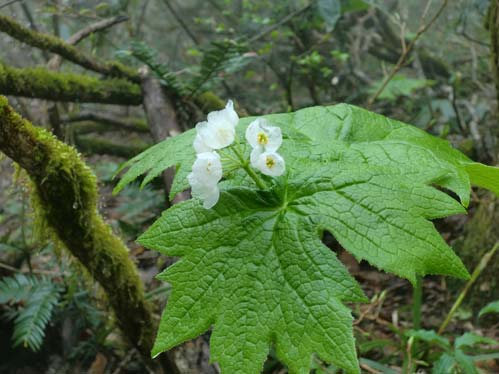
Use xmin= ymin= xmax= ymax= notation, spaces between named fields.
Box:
xmin=265 ymin=156 xmax=275 ymax=169
xmin=257 ymin=132 xmax=268 ymax=145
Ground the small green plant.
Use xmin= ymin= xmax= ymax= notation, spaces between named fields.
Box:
xmin=116 ymin=103 xmax=499 ymax=373
xmin=0 ymin=273 xmax=61 ymax=351
xmin=407 ymin=329 xmax=499 ymax=374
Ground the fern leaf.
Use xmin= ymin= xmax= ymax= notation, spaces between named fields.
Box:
xmin=187 ymin=40 xmax=249 ymax=96
xmin=129 ymin=41 xmax=186 ymax=96
xmin=11 ymin=284 xmax=60 ymax=351
xmin=0 ymin=274 xmax=61 ymax=351
xmin=0 ymin=273 xmax=39 ymax=304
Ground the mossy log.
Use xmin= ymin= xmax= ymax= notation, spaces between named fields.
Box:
xmin=0 ymin=96 xmax=179 ymax=373
xmin=0 ymin=64 xmax=142 ymax=105
xmin=0 ymin=14 xmax=139 ymax=82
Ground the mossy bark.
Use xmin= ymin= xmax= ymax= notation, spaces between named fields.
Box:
xmin=0 ymin=64 xmax=142 ymax=105
xmin=0 ymin=14 xmax=139 ymax=82
xmin=0 ymin=96 xmax=179 ymax=373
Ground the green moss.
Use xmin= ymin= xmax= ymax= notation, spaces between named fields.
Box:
xmin=0 ymin=64 xmax=142 ymax=105
xmin=0 ymin=96 xmax=172 ymax=369
xmin=0 ymin=14 xmax=139 ymax=82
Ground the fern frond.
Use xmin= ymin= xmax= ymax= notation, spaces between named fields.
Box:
xmin=129 ymin=41 xmax=186 ymax=96
xmin=0 ymin=274 xmax=61 ymax=351
xmin=11 ymin=284 xmax=60 ymax=351
xmin=0 ymin=273 xmax=39 ymax=304
xmin=187 ymin=39 xmax=249 ymax=96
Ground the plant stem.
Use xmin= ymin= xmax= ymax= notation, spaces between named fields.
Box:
xmin=231 ymin=146 xmax=268 ymax=190
xmin=438 ymin=241 xmax=499 ymax=335
xmin=412 ymin=276 xmax=423 ymax=331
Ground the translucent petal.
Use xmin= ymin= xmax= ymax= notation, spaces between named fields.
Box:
xmin=245 ymin=118 xmax=282 ymax=152
xmin=190 ymin=152 xmax=223 ymax=185
xmin=250 ymin=147 xmax=264 ymax=168
xmin=255 ymin=151 xmax=285 ymax=177
xmin=193 ymin=131 xmax=212 ymax=153
xmin=196 ymin=114 xmax=236 ymax=150
xmin=207 ymin=100 xmax=239 ymax=129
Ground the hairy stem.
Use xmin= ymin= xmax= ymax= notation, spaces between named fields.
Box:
xmin=232 ymin=146 xmax=268 ymax=190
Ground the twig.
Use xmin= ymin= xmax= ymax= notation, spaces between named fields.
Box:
xmin=47 ymin=15 xmax=129 ymax=70
xmin=368 ymin=0 xmax=448 ymax=106
xmin=438 ymin=241 xmax=499 ymax=335
xmin=161 ymin=0 xmax=199 ymax=45
xmin=0 ymin=0 xmax=20 ymax=10
xmin=0 ymin=14 xmax=139 ymax=82
xmin=247 ymin=4 xmax=312 ymax=44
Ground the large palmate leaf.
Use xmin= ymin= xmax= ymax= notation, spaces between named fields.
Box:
xmin=116 ymin=104 xmax=499 ymax=373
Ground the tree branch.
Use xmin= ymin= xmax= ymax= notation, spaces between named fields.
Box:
xmin=0 ymin=96 xmax=179 ymax=374
xmin=47 ymin=15 xmax=129 ymax=71
xmin=63 ymin=112 xmax=149 ymax=133
xmin=368 ymin=0 xmax=449 ymax=106
xmin=0 ymin=14 xmax=139 ymax=82
xmin=0 ymin=64 xmax=142 ymax=105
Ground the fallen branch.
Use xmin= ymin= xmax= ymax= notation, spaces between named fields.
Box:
xmin=0 ymin=96 xmax=179 ymax=373
xmin=0 ymin=14 xmax=139 ymax=82
xmin=0 ymin=64 xmax=142 ymax=105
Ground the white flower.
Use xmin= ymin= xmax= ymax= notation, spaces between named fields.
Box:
xmin=187 ymin=152 xmax=223 ymax=208
xmin=253 ymin=151 xmax=285 ymax=177
xmin=245 ymin=118 xmax=282 ymax=152
xmin=193 ymin=133 xmax=212 ymax=153
xmin=194 ymin=100 xmax=239 ymax=151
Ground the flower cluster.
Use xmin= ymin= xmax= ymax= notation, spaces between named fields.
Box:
xmin=245 ymin=118 xmax=285 ymax=177
xmin=188 ymin=100 xmax=238 ymax=209
xmin=188 ymin=100 xmax=286 ymax=208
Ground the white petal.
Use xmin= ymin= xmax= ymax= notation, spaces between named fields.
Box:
xmin=245 ymin=118 xmax=282 ymax=151
xmin=190 ymin=151 xmax=223 ymax=185
xmin=265 ymin=125 xmax=282 ymax=152
xmin=200 ymin=185 xmax=220 ymax=209
xmin=255 ymin=151 xmax=285 ymax=177
xmin=245 ymin=119 xmax=261 ymax=148
xmin=193 ymin=132 xmax=212 ymax=153
xmin=207 ymin=100 xmax=239 ymax=129
xmin=250 ymin=146 xmax=264 ymax=168
xmin=197 ymin=117 xmax=235 ymax=150
xmin=188 ymin=176 xmax=220 ymax=209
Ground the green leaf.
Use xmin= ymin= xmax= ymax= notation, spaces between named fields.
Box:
xmin=432 ymin=353 xmax=457 ymax=374
xmin=115 ymin=104 xmax=499 ymax=373
xmin=406 ymin=329 xmax=450 ymax=350
xmin=455 ymin=333 xmax=498 ymax=350
xmin=341 ymin=0 xmax=369 ymax=12
xmin=465 ymin=163 xmax=499 ymax=196
xmin=369 ymin=75 xmax=435 ymax=101
xmin=479 ymin=300 xmax=499 ymax=318
xmin=317 ymin=0 xmax=342 ymax=31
